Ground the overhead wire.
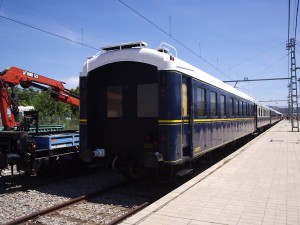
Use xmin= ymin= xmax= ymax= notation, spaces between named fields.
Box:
xmin=117 ymin=0 xmax=233 ymax=80
xmin=222 ymin=41 xmax=286 ymax=73
xmin=12 ymin=0 xmax=87 ymax=46
xmin=287 ymin=0 xmax=291 ymax=83
xmin=0 ymin=0 xmax=291 ymax=88
xmin=248 ymin=53 xmax=290 ymax=79
xmin=295 ymin=0 xmax=300 ymax=40
xmin=12 ymin=0 xmax=84 ymax=33
xmin=0 ymin=15 xmax=100 ymax=51
xmin=293 ymin=0 xmax=297 ymax=37
xmin=288 ymin=0 xmax=291 ymax=41
xmin=118 ymin=0 xmax=289 ymax=84
xmin=118 ymin=0 xmax=294 ymax=104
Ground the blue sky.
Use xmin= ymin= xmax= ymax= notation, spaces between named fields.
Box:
xmin=0 ymin=0 xmax=293 ymax=107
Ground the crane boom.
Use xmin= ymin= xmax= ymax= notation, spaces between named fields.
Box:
xmin=0 ymin=66 xmax=79 ymax=130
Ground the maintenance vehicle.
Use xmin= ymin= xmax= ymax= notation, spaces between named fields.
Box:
xmin=0 ymin=67 xmax=79 ymax=175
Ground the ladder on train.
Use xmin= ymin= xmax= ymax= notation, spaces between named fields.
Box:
xmin=287 ymin=38 xmax=299 ymax=132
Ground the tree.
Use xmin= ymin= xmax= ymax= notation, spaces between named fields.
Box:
xmin=15 ymin=87 xmax=79 ymax=129
xmin=15 ymin=87 xmax=38 ymax=106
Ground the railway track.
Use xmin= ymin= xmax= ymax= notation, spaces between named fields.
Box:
xmin=5 ymin=180 xmax=149 ymax=225
xmin=25 ymin=200 xmax=148 ymax=225
xmin=0 ymin=170 xmax=127 ymax=224
xmin=2 ymin=172 xmax=172 ymax=225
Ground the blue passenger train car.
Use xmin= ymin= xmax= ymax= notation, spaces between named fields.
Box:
xmin=79 ymin=42 xmax=281 ymax=178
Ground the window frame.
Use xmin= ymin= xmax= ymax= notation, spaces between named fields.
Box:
xmin=196 ymin=87 xmax=206 ymax=117
xmin=210 ymin=91 xmax=217 ymax=117
xmin=220 ymin=94 xmax=226 ymax=117
xmin=137 ymin=83 xmax=159 ymax=117
xmin=182 ymin=81 xmax=188 ymax=117
xmin=229 ymin=97 xmax=234 ymax=117
xmin=106 ymin=85 xmax=123 ymax=118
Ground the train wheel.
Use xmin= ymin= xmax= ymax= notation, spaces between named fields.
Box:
xmin=111 ymin=155 xmax=120 ymax=172
xmin=155 ymin=164 xmax=174 ymax=183
xmin=128 ymin=161 xmax=142 ymax=179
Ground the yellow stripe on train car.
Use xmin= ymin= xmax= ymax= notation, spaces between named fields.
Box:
xmin=158 ymin=118 xmax=254 ymax=125
xmin=79 ymin=119 xmax=87 ymax=123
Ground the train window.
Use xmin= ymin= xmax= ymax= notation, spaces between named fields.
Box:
xmin=240 ymin=101 xmax=243 ymax=116
xmin=197 ymin=87 xmax=206 ymax=117
xmin=241 ymin=102 xmax=243 ymax=116
xmin=220 ymin=95 xmax=226 ymax=117
xmin=235 ymin=100 xmax=239 ymax=116
xmin=241 ymin=102 xmax=245 ymax=116
xmin=248 ymin=104 xmax=252 ymax=116
xmin=247 ymin=104 xmax=250 ymax=116
xmin=248 ymin=103 xmax=250 ymax=116
xmin=107 ymin=86 xmax=123 ymax=117
xmin=137 ymin=84 xmax=158 ymax=117
xmin=230 ymin=98 xmax=234 ymax=116
xmin=211 ymin=91 xmax=217 ymax=117
xmin=182 ymin=82 xmax=188 ymax=117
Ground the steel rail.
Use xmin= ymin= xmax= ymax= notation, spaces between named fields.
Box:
xmin=106 ymin=201 xmax=149 ymax=225
xmin=5 ymin=180 xmax=127 ymax=225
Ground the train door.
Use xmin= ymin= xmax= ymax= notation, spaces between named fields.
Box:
xmin=192 ymin=81 xmax=207 ymax=156
xmin=182 ymin=76 xmax=194 ymax=158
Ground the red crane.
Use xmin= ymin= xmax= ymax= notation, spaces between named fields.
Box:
xmin=0 ymin=66 xmax=79 ymax=130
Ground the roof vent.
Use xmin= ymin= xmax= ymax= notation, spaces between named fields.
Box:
xmin=102 ymin=41 xmax=147 ymax=52
xmin=157 ymin=47 xmax=169 ymax=54
xmin=158 ymin=42 xmax=177 ymax=58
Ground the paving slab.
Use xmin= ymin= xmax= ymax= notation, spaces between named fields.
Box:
xmin=121 ymin=120 xmax=300 ymax=225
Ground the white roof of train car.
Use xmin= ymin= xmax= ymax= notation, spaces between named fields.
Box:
xmin=81 ymin=42 xmax=255 ymax=102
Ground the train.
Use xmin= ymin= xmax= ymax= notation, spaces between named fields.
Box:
xmin=79 ymin=41 xmax=282 ymax=180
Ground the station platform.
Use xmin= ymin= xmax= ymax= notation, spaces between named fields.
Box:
xmin=121 ymin=120 xmax=300 ymax=225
